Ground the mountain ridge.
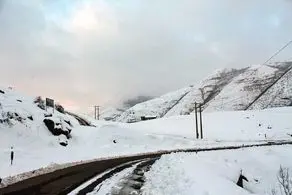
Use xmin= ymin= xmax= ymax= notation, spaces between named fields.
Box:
xmin=104 ymin=61 xmax=292 ymax=123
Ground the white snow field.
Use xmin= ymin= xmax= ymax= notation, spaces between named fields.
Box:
xmin=142 ymin=145 xmax=292 ymax=195
xmin=1 ymin=87 xmax=292 ymax=192
xmin=128 ymin=107 xmax=292 ymax=141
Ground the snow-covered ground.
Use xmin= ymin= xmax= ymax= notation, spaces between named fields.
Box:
xmin=128 ymin=107 xmax=292 ymax=141
xmin=142 ymin=145 xmax=292 ymax=195
xmin=1 ymin=87 xmax=292 ymax=191
xmin=1 ymin=106 xmax=292 ymax=184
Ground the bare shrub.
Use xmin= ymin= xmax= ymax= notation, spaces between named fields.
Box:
xmin=272 ymin=166 xmax=292 ymax=195
xmin=278 ymin=166 xmax=292 ymax=195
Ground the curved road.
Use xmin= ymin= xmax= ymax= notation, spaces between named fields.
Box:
xmin=1 ymin=141 xmax=292 ymax=195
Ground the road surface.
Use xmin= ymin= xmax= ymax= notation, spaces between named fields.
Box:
xmin=1 ymin=141 xmax=292 ymax=195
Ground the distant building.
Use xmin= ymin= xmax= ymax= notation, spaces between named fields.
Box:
xmin=141 ymin=115 xmax=157 ymax=121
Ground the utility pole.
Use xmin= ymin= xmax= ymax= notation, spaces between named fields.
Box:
xmin=199 ymin=104 xmax=203 ymax=139
xmin=195 ymin=102 xmax=203 ymax=139
xmin=94 ymin=106 xmax=100 ymax=120
xmin=97 ymin=106 xmax=100 ymax=120
xmin=194 ymin=102 xmax=199 ymax=139
xmin=94 ymin=106 xmax=96 ymax=120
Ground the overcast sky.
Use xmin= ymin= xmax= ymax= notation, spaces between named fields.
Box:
xmin=0 ymin=0 xmax=292 ymax=113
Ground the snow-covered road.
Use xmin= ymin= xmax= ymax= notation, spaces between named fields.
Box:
xmin=67 ymin=142 xmax=292 ymax=195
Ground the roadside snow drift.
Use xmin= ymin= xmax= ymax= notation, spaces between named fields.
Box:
xmin=143 ymin=145 xmax=292 ymax=195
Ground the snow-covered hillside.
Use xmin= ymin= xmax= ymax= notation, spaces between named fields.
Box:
xmin=249 ymin=63 xmax=292 ymax=110
xmin=117 ymin=86 xmax=193 ymax=123
xmin=205 ymin=63 xmax=292 ymax=112
xmin=99 ymin=107 xmax=125 ymax=121
xmin=0 ymin=88 xmax=197 ymax=183
xmin=0 ymin=87 xmax=82 ymax=146
xmin=1 ymin=86 xmax=292 ymax=186
xmin=164 ymin=68 xmax=245 ymax=116
xmin=112 ymin=62 xmax=292 ymax=123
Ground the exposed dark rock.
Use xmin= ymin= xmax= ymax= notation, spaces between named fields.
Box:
xmin=64 ymin=120 xmax=72 ymax=127
xmin=0 ymin=118 xmax=9 ymax=124
xmin=66 ymin=127 xmax=72 ymax=134
xmin=55 ymin=104 xmax=65 ymax=114
xmin=34 ymin=96 xmax=42 ymax=104
xmin=37 ymin=104 xmax=45 ymax=110
xmin=43 ymin=118 xmax=71 ymax=139
xmin=2 ymin=112 xmax=25 ymax=123
xmin=43 ymin=119 xmax=55 ymax=133
xmin=28 ymin=116 xmax=33 ymax=121
xmin=113 ymin=140 xmax=117 ymax=144
xmin=59 ymin=141 xmax=68 ymax=147
xmin=0 ymin=90 xmax=5 ymax=94
xmin=34 ymin=96 xmax=45 ymax=110
xmin=44 ymin=113 xmax=53 ymax=117
xmin=17 ymin=99 xmax=22 ymax=102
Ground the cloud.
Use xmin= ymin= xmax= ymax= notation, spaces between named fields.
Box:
xmin=0 ymin=0 xmax=292 ymax=113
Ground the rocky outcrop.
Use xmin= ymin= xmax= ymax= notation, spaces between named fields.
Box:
xmin=55 ymin=104 xmax=65 ymax=114
xmin=44 ymin=117 xmax=72 ymax=142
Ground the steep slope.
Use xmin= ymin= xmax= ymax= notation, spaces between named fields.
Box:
xmin=204 ymin=62 xmax=292 ymax=112
xmin=0 ymin=87 xmax=80 ymax=147
xmin=114 ymin=61 xmax=292 ymax=122
xmin=117 ymin=87 xmax=193 ymax=123
xmin=164 ymin=68 xmax=246 ymax=117
xmin=249 ymin=62 xmax=292 ymax=110
xmin=99 ymin=107 xmax=126 ymax=121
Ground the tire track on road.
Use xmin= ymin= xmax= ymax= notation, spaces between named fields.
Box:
xmin=1 ymin=141 xmax=292 ymax=195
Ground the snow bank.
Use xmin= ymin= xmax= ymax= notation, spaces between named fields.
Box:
xmin=143 ymin=145 xmax=292 ymax=195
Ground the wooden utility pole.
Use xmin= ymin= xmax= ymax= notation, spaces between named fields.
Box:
xmin=97 ymin=106 xmax=100 ymax=120
xmin=94 ymin=106 xmax=96 ymax=120
xmin=94 ymin=106 xmax=100 ymax=120
xmin=199 ymin=104 xmax=203 ymax=139
xmin=195 ymin=102 xmax=199 ymax=139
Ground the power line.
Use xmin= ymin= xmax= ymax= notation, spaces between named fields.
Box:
xmin=263 ymin=40 xmax=292 ymax=65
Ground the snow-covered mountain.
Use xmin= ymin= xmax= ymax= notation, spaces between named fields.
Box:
xmin=99 ymin=107 xmax=126 ymax=121
xmin=0 ymin=87 xmax=84 ymax=147
xmin=111 ymin=61 xmax=292 ymax=123
xmin=117 ymin=86 xmax=192 ymax=123
xmin=1 ymin=85 xmax=292 ymax=187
